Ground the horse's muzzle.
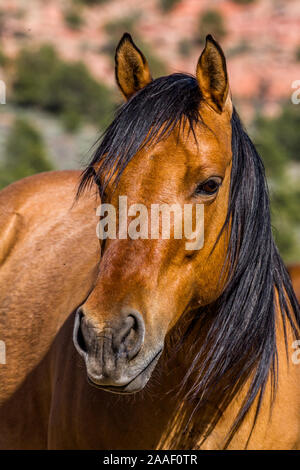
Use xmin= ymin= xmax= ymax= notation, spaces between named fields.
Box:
xmin=73 ymin=307 xmax=161 ymax=393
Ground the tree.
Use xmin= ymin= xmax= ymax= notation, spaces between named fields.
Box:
xmin=231 ymin=0 xmax=256 ymax=4
xmin=0 ymin=117 xmax=53 ymax=189
xmin=196 ymin=10 xmax=227 ymax=44
xmin=12 ymin=45 xmax=116 ymax=131
xmin=253 ymin=103 xmax=300 ymax=261
xmin=159 ymin=0 xmax=182 ymax=12
xmin=63 ymin=8 xmax=84 ymax=31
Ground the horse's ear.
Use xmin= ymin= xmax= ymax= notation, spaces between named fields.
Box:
xmin=115 ymin=33 xmax=152 ymax=100
xmin=196 ymin=35 xmax=230 ymax=114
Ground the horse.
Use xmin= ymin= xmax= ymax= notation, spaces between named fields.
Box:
xmin=288 ymin=265 xmax=300 ymax=304
xmin=0 ymin=33 xmax=299 ymax=450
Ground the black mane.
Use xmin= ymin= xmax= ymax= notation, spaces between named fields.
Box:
xmin=78 ymin=74 xmax=202 ymax=196
xmin=78 ymin=73 xmax=300 ymax=447
xmin=180 ymin=110 xmax=300 ymax=447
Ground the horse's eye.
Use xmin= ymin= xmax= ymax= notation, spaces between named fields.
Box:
xmin=195 ymin=178 xmax=222 ymax=196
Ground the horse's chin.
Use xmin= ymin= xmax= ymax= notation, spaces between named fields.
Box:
xmin=87 ymin=349 xmax=163 ymax=395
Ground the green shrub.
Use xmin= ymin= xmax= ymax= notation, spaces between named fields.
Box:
xmin=0 ymin=117 xmax=53 ymax=188
xmin=178 ymin=39 xmax=193 ymax=57
xmin=61 ymin=109 xmax=82 ymax=133
xmin=0 ymin=10 xmax=5 ymax=37
xmin=76 ymin=0 xmax=110 ymax=5
xmin=64 ymin=9 xmax=84 ymax=30
xmin=138 ymin=40 xmax=167 ymax=78
xmin=270 ymin=184 xmax=300 ymax=262
xmin=231 ymin=0 xmax=256 ymax=4
xmin=295 ymin=45 xmax=300 ymax=62
xmin=12 ymin=45 xmax=116 ymax=131
xmin=227 ymin=40 xmax=251 ymax=57
xmin=196 ymin=10 xmax=227 ymax=44
xmin=0 ymin=47 xmax=8 ymax=67
xmin=104 ymin=15 xmax=139 ymax=37
xmin=254 ymin=104 xmax=300 ymax=175
xmin=253 ymin=103 xmax=300 ymax=261
xmin=159 ymin=0 xmax=182 ymax=12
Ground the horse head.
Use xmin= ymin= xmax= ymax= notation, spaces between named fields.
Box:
xmin=73 ymin=33 xmax=234 ymax=393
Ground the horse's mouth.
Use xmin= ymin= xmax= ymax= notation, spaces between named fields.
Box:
xmin=87 ymin=349 xmax=163 ymax=394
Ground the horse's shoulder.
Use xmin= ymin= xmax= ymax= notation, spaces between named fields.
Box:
xmin=0 ymin=171 xmax=99 ymax=265
xmin=0 ymin=170 xmax=82 ymax=212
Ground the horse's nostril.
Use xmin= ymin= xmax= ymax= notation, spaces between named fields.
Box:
xmin=73 ymin=308 xmax=88 ymax=356
xmin=73 ymin=308 xmax=145 ymax=363
xmin=113 ymin=311 xmax=145 ymax=360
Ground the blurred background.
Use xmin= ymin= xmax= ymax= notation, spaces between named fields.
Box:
xmin=0 ymin=0 xmax=299 ymax=261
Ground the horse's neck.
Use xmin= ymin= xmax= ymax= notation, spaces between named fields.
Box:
xmin=157 ymin=302 xmax=300 ymax=449
xmin=155 ymin=321 xmax=219 ymax=448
